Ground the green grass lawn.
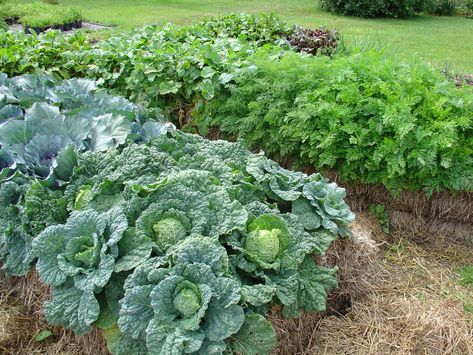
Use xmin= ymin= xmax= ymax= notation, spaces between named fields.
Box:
xmin=14 ymin=0 xmax=473 ymax=71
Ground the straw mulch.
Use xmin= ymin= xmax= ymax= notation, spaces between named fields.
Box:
xmin=0 ymin=272 xmax=107 ymax=355
xmin=320 ymin=169 xmax=473 ymax=241
xmin=271 ymin=214 xmax=473 ymax=355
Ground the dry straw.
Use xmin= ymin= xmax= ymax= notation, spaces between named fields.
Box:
xmin=271 ymin=214 xmax=473 ymax=355
xmin=0 ymin=273 xmax=107 ymax=355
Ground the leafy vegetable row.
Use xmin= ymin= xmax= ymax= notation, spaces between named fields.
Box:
xmin=0 ymin=14 xmax=295 ymax=117
xmin=0 ymin=73 xmax=170 ymax=184
xmin=0 ymin=73 xmax=354 ymax=354
xmin=193 ymin=49 xmax=473 ymax=194
xmin=0 ymin=13 xmax=337 ymax=119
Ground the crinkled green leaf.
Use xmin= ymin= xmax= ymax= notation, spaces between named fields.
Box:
xmin=241 ymin=284 xmax=277 ymax=307
xmin=145 ymin=319 xmax=205 ymax=355
xmin=227 ymin=313 xmax=276 ymax=355
xmin=44 ymin=284 xmax=100 ymax=335
xmin=203 ymin=302 xmax=245 ymax=342
xmin=114 ymin=227 xmax=153 ymax=273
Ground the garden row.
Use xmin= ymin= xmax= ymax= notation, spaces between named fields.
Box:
xmin=0 ymin=1 xmax=83 ymax=34
xmin=1 ymin=14 xmax=470 ymax=194
xmin=0 ymin=73 xmax=353 ymax=354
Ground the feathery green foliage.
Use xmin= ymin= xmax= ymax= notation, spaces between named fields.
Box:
xmin=194 ymin=49 xmax=473 ymax=194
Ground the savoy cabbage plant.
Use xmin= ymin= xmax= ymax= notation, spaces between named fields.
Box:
xmin=32 ymin=208 xmax=142 ymax=334
xmin=33 ymin=131 xmax=352 ymax=353
xmin=0 ymin=74 xmax=355 ymax=355
xmin=115 ymin=237 xmax=251 ymax=354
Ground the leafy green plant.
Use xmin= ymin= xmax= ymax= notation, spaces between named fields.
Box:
xmin=22 ymin=15 xmax=53 ymax=29
xmin=189 ymin=13 xmax=295 ymax=45
xmin=369 ymin=204 xmax=390 ymax=234
xmin=115 ymin=238 xmax=251 ymax=354
xmin=194 ymin=49 xmax=473 ymax=194
xmin=0 ymin=14 xmax=291 ymax=119
xmin=467 ymin=0 xmax=473 ymax=11
xmin=59 ymin=130 xmax=350 ymax=352
xmin=425 ymin=0 xmax=458 ymax=14
xmin=0 ymin=74 xmax=170 ymax=183
xmin=460 ymin=0 xmax=473 ymax=13
xmin=31 ymin=207 xmax=148 ymax=334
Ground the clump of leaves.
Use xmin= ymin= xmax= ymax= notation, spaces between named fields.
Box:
xmin=27 ymin=129 xmax=351 ymax=354
xmin=458 ymin=265 xmax=473 ymax=288
xmin=319 ymin=0 xmax=426 ymax=18
xmin=0 ymin=14 xmax=291 ymax=120
xmin=288 ymin=27 xmax=338 ymax=56
xmin=369 ymin=204 xmax=390 ymax=234
xmin=0 ymin=74 xmax=170 ymax=183
xmin=194 ymin=49 xmax=473 ymax=194
xmin=0 ymin=18 xmax=7 ymax=31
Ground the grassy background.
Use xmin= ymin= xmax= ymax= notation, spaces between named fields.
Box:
xmin=13 ymin=0 xmax=473 ymax=72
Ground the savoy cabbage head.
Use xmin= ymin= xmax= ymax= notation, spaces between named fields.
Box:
xmin=116 ymin=237 xmax=257 ymax=354
xmin=32 ymin=207 xmax=152 ymax=334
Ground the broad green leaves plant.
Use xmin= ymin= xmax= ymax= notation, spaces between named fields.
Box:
xmin=32 ymin=207 xmax=152 ymax=334
xmin=0 ymin=74 xmax=170 ymax=183
xmin=118 ymin=237 xmax=247 ymax=354
xmin=0 ymin=14 xmax=292 ymax=119
xmin=24 ymin=129 xmax=351 ymax=353
xmin=195 ymin=49 xmax=473 ymax=194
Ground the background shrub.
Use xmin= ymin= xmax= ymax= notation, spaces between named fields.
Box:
xmin=461 ymin=0 xmax=473 ymax=13
xmin=318 ymin=0 xmax=426 ymax=18
xmin=425 ymin=0 xmax=458 ymax=15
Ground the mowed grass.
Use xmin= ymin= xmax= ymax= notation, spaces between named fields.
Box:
xmin=13 ymin=0 xmax=473 ymax=71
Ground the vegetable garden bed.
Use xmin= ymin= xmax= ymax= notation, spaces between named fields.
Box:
xmin=0 ymin=72 xmax=354 ymax=354
xmin=0 ymin=12 xmax=471 ymax=355
xmin=0 ymin=214 xmax=379 ymax=354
